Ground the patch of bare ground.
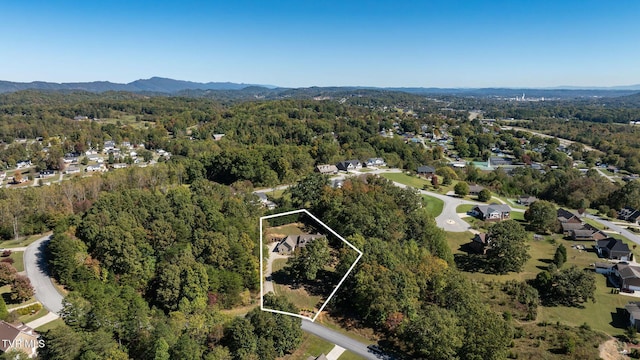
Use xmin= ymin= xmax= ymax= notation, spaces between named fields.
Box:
xmin=599 ymin=339 xmax=629 ymax=360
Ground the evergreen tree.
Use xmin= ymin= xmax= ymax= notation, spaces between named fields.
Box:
xmin=553 ymin=244 xmax=567 ymax=268
xmin=0 ymin=296 xmax=7 ymax=321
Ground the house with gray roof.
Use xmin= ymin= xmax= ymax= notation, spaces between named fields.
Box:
xmin=468 ymin=184 xmax=485 ymax=196
xmin=275 ymin=234 xmax=325 ymax=254
xmin=417 ymin=165 xmax=436 ymax=178
xmin=615 ymin=263 xmax=640 ymax=292
xmin=315 ymin=164 xmax=338 ymax=174
xmin=597 ymin=238 xmax=632 ymax=261
xmin=336 ymin=160 xmax=362 ymax=171
xmin=517 ymin=195 xmax=538 ymax=206
xmin=365 ymin=158 xmax=386 ymax=167
xmin=255 ymin=192 xmax=277 ymax=210
xmin=471 ymin=203 xmax=511 ymax=221
xmin=557 ymin=208 xmax=581 ymax=224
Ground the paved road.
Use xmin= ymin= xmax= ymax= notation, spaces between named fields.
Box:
xmin=390 ymin=181 xmax=479 ymax=232
xmin=584 ymin=214 xmax=640 ymax=247
xmin=301 ymin=320 xmax=381 ymax=360
xmin=23 ymin=235 xmax=64 ymax=314
xmin=593 ymin=167 xmax=616 ymax=183
xmin=501 ymin=126 xmax=599 ymax=153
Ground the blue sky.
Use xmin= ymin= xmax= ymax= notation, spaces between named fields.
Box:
xmin=1 ymin=0 xmax=639 ymax=87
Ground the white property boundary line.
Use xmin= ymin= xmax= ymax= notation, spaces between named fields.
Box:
xmin=259 ymin=209 xmax=363 ymax=322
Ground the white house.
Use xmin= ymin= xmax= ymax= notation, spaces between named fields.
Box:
xmin=86 ymin=164 xmax=106 ymax=172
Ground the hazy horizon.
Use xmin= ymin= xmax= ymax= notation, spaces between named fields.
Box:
xmin=2 ymin=0 xmax=639 ymax=88
xmin=2 ymin=76 xmax=640 ymax=90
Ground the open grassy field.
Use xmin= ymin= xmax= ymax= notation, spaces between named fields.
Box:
xmin=98 ymin=114 xmax=154 ymax=130
xmin=456 ymin=204 xmax=475 ymax=214
xmin=447 ymin=227 xmax=637 ymax=337
xmin=538 ymin=274 xmax=632 ymax=336
xmin=379 ymin=173 xmax=429 ymax=189
xmin=422 ymin=195 xmax=444 ymax=217
xmin=265 ymin=223 xmax=307 ymax=243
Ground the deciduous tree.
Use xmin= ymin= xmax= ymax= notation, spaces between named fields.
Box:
xmin=477 ymin=188 xmax=492 ymax=202
xmin=288 ymin=237 xmax=331 ymax=281
xmin=524 ymin=200 xmax=557 ymax=233
xmin=454 ymin=181 xmax=469 ymax=197
xmin=486 ymin=220 xmax=530 ymax=273
xmin=10 ymin=275 xmax=34 ymax=302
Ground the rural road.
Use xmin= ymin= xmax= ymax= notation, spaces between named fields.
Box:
xmin=23 ymin=235 xmax=64 ymax=314
xmin=301 ymin=320 xmax=382 ymax=360
xmin=584 ymin=214 xmax=640 ymax=247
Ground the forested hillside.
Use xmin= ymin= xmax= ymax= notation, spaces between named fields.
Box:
xmin=0 ymin=90 xmax=636 ymax=359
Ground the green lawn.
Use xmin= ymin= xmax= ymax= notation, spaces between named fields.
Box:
xmin=283 ymin=333 xmax=335 ymax=360
xmin=446 ymin=227 xmax=635 ymax=337
xmin=339 ymin=351 xmax=366 ymax=360
xmin=1 ymin=284 xmax=36 ymax=309
xmin=456 ymin=204 xmax=475 ymax=214
xmin=8 ymin=251 xmax=24 ymax=272
xmin=379 ymin=173 xmax=429 ymax=189
xmin=582 ymin=217 xmax=607 ymax=231
xmin=267 ymin=189 xmax=286 ymax=200
xmin=0 ymin=233 xmax=47 ymax=249
xmin=422 ymin=195 xmax=444 ymax=217
xmin=272 ymin=258 xmax=288 ymax=273
xmin=510 ymin=211 xmax=525 ymax=221
xmin=36 ymin=318 xmax=65 ymax=332
xmin=503 ymin=197 xmax=527 ymax=210
xmin=539 ymin=274 xmax=631 ymax=336
xmin=314 ymin=317 xmax=376 ymax=345
xmin=267 ymin=223 xmax=307 ymax=237
xmin=448 ymin=232 xmax=576 ymax=283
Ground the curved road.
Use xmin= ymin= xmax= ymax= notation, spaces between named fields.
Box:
xmin=301 ymin=320 xmax=381 ymax=360
xmin=24 ymin=235 xmax=64 ymax=314
xmin=390 ymin=181 xmax=479 ymax=232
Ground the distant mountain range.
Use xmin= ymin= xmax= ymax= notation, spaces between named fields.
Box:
xmin=0 ymin=77 xmax=274 ymax=94
xmin=0 ymin=77 xmax=639 ymax=98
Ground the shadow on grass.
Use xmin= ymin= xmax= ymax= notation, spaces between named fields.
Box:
xmin=454 ymin=253 xmax=505 ymax=274
xmin=271 ymin=267 xmax=340 ymax=299
xmin=610 ymin=307 xmax=631 ymax=330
